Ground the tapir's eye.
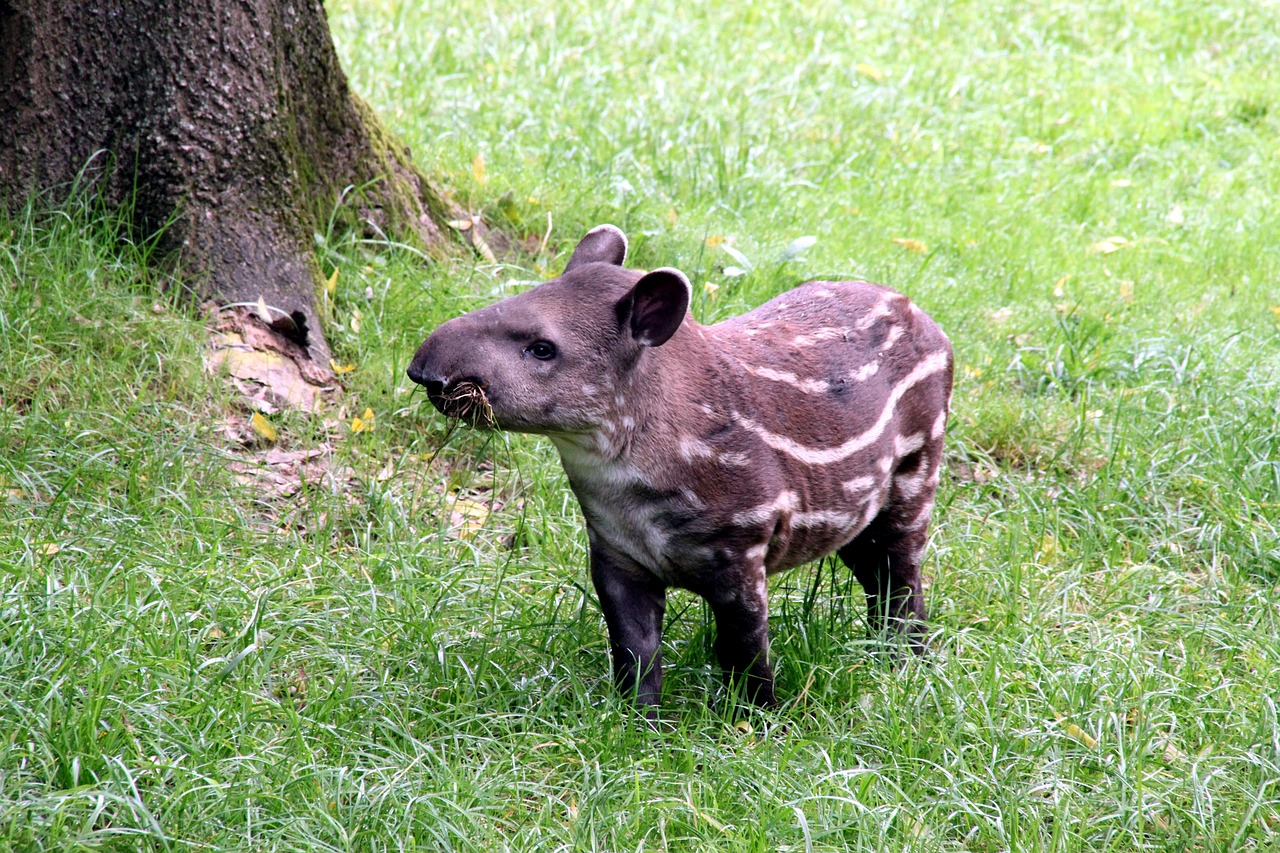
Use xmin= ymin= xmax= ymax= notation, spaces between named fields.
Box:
xmin=526 ymin=340 xmax=557 ymax=361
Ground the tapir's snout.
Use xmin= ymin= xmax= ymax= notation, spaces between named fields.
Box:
xmin=406 ymin=326 xmax=497 ymax=426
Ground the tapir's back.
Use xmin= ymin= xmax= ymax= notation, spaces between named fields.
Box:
xmin=703 ymin=280 xmax=953 ymax=572
xmin=712 ymin=280 xmax=952 ymax=451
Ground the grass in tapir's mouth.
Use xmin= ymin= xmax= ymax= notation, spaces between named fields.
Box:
xmin=443 ymin=380 xmax=496 ymax=428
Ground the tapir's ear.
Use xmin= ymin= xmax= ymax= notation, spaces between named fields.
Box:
xmin=620 ymin=268 xmax=691 ymax=348
xmin=563 ymin=224 xmax=628 ymax=273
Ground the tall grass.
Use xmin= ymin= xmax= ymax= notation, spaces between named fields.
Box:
xmin=2 ymin=0 xmax=1278 ymax=849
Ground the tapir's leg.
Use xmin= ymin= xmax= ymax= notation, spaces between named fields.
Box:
xmin=839 ymin=447 xmax=939 ymax=653
xmin=589 ymin=543 xmax=667 ymax=711
xmin=706 ymin=562 xmax=777 ymax=706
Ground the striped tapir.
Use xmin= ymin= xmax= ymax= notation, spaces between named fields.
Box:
xmin=407 ymin=225 xmax=954 ymax=711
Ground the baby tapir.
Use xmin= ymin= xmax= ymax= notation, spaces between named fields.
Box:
xmin=407 ymin=225 xmax=953 ymax=711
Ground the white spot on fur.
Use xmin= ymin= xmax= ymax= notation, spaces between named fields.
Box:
xmin=679 ymin=436 xmax=715 ymax=462
xmin=791 ymin=327 xmax=851 ymax=347
xmin=718 ymin=451 xmax=753 ymax=467
xmin=813 ymin=288 xmax=835 ymax=298
xmin=878 ymin=324 xmax=904 ymax=352
xmin=931 ymin=409 xmax=948 ymax=439
xmin=734 ymin=351 xmax=950 ymax=466
xmin=793 ymin=509 xmax=859 ymax=529
xmin=744 ymin=365 xmax=831 ymax=394
xmin=843 ymin=475 xmax=876 ymax=495
xmin=850 ymin=362 xmax=879 ymax=382
xmin=895 ymin=432 xmax=925 ymax=457
xmin=854 ymin=292 xmax=897 ymax=331
xmin=621 ymin=416 xmax=636 ymax=430
xmin=733 ymin=490 xmax=799 ymax=527
xmin=744 ymin=543 xmax=769 ymax=563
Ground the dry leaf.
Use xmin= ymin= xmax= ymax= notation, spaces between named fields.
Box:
xmin=1269 ymin=305 xmax=1280 ymax=320
xmin=855 ymin=62 xmax=884 ymax=82
xmin=39 ymin=543 xmax=61 ymax=556
xmin=325 ymin=267 xmax=339 ymax=297
xmin=250 ymin=411 xmax=278 ymax=442
xmin=892 ymin=237 xmax=928 ymax=254
xmin=704 ymin=235 xmax=726 ymax=248
xmin=1063 ymin=722 xmax=1098 ymax=748
xmin=1088 ymin=236 xmax=1130 ymax=255
xmin=703 ymin=281 xmax=720 ymax=299
xmin=472 ymin=153 xmax=487 ymax=184
xmin=329 ymin=359 xmax=355 ymax=374
xmin=256 ymin=295 xmax=273 ymax=322
xmin=449 ymin=497 xmax=489 ymax=539
xmin=351 ymin=407 xmax=375 ymax=433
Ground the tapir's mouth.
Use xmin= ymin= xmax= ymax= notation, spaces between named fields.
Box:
xmin=427 ymin=379 xmax=497 ymax=428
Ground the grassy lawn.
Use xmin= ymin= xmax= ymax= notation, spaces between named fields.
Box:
xmin=3 ymin=0 xmax=1279 ymax=849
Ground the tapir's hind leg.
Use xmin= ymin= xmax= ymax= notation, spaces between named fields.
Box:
xmin=838 ymin=446 xmax=940 ymax=654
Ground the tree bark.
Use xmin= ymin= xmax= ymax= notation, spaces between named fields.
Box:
xmin=0 ymin=0 xmax=450 ymax=372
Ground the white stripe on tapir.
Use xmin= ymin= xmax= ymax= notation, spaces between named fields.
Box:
xmin=735 ymin=350 xmax=951 ymax=466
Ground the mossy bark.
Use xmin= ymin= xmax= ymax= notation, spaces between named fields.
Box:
xmin=0 ymin=0 xmax=449 ymax=370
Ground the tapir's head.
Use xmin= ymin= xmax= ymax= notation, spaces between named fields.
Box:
xmin=406 ymin=225 xmax=692 ymax=434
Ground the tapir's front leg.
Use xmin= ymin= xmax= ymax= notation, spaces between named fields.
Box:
xmin=589 ymin=540 xmax=667 ymax=711
xmin=705 ymin=561 xmax=777 ymax=707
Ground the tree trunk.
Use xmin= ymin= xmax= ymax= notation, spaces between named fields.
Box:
xmin=0 ymin=0 xmax=451 ymax=375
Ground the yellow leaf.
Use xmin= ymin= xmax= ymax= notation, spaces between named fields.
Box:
xmin=704 ymin=235 xmax=726 ymax=248
xmin=449 ymin=497 xmax=489 ymax=539
xmin=855 ymin=62 xmax=884 ymax=82
xmin=733 ymin=719 xmax=753 ymax=735
xmin=1053 ymin=274 xmax=1070 ymax=298
xmin=1119 ymin=280 xmax=1135 ymax=303
xmin=703 ymin=281 xmax=720 ymax=299
xmin=472 ymin=153 xmax=487 ymax=184
xmin=39 ymin=543 xmax=61 ymax=556
xmin=250 ymin=412 xmax=278 ymax=443
xmin=1269 ymin=305 xmax=1280 ymax=319
xmin=892 ymin=237 xmax=928 ymax=254
xmin=351 ymin=408 xmax=375 ymax=433
xmin=329 ymin=359 xmax=356 ymax=374
xmin=1088 ymin=236 xmax=1129 ymax=255
xmin=325 ymin=267 xmax=339 ymax=297
xmin=666 ymin=209 xmax=679 ymax=226
xmin=1063 ymin=722 xmax=1098 ymax=748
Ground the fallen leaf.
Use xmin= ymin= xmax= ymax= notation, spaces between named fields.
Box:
xmin=325 ymin=267 xmax=339 ymax=297
xmin=449 ymin=497 xmax=489 ymax=539
xmin=705 ymin=235 xmax=726 ymax=248
xmin=1269 ymin=305 xmax=1280 ymax=319
xmin=892 ymin=237 xmax=928 ymax=254
xmin=257 ymin=295 xmax=273 ymax=323
xmin=781 ymin=235 xmax=818 ymax=261
xmin=855 ymin=62 xmax=884 ymax=82
xmin=1063 ymin=722 xmax=1098 ymax=748
xmin=250 ymin=412 xmax=278 ymax=443
xmin=1053 ymin=274 xmax=1070 ymax=298
xmin=351 ymin=407 xmax=375 ymax=433
xmin=1088 ymin=236 xmax=1130 ymax=255
xmin=329 ymin=359 xmax=355 ymax=374
xmin=703 ymin=281 xmax=720 ymax=299
xmin=39 ymin=543 xmax=61 ymax=556
xmin=472 ymin=152 xmax=487 ymax=184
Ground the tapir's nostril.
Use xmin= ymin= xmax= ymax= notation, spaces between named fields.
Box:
xmin=422 ymin=379 xmax=445 ymax=399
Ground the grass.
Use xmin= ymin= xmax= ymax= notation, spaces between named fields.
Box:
xmin=3 ymin=0 xmax=1280 ymax=849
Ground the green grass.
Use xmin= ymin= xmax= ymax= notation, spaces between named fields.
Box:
xmin=3 ymin=0 xmax=1280 ymax=849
